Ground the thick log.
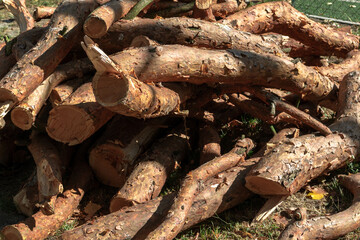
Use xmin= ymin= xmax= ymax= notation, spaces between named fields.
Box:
xmin=46 ymin=82 xmax=115 ymax=145
xmin=279 ymin=173 xmax=360 ymax=240
xmin=61 ymin=157 xmax=259 ymax=239
xmin=98 ymin=17 xmax=286 ymax=57
xmin=199 ymin=125 xmax=221 ymax=164
xmin=3 ymin=0 xmax=34 ymax=32
xmin=83 ymin=0 xmax=137 ymax=38
xmin=11 ymin=59 xmax=93 ymax=130
xmin=245 ymin=71 xmax=360 ymax=196
xmin=146 ymin=138 xmax=254 ymax=240
xmin=221 ymin=1 xmax=359 ymax=57
xmin=0 ymin=0 xmax=97 ymax=117
xmin=109 ymin=125 xmax=189 ymax=212
xmin=33 ymin=6 xmax=56 ymax=21
xmin=2 ymin=143 xmax=93 ymax=240
xmin=89 ymin=115 xmax=165 ymax=187
xmin=98 ymin=45 xmax=336 ymax=104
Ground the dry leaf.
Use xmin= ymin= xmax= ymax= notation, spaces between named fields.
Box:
xmin=306 ymin=187 xmax=328 ymax=200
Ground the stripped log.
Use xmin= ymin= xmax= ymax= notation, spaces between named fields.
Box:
xmin=221 ymin=1 xmax=359 ymax=57
xmin=0 ymin=0 xmax=97 ymax=118
xmin=3 ymin=0 xmax=34 ymax=32
xmin=83 ymin=0 xmax=137 ymax=38
xmin=199 ymin=125 xmax=221 ymax=164
xmin=109 ymin=125 xmax=189 ymax=212
xmin=1 ymin=143 xmax=94 ymax=240
xmin=279 ymin=173 xmax=360 ymax=240
xmin=89 ymin=115 xmax=165 ymax=187
xmin=11 ymin=59 xmax=93 ymax=130
xmin=245 ymin=71 xmax=360 ymax=196
xmin=33 ymin=6 xmax=56 ymax=21
xmin=46 ymin=82 xmax=115 ymax=145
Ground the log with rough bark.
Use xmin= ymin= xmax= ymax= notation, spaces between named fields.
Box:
xmin=46 ymin=82 xmax=115 ymax=145
xmin=146 ymin=138 xmax=254 ymax=240
xmin=221 ymin=1 xmax=359 ymax=57
xmin=3 ymin=0 xmax=34 ymax=32
xmin=98 ymin=17 xmax=286 ymax=57
xmin=1 ymin=143 xmax=93 ymax=240
xmin=92 ymin=45 xmax=336 ymax=104
xmin=11 ymin=59 xmax=93 ymax=130
xmin=61 ymin=157 xmax=259 ymax=239
xmin=199 ymin=124 xmax=221 ymax=164
xmin=279 ymin=173 xmax=360 ymax=240
xmin=0 ymin=0 xmax=97 ymax=119
xmin=89 ymin=115 xmax=166 ymax=187
xmin=109 ymin=125 xmax=189 ymax=212
xmin=245 ymin=71 xmax=360 ymax=196
xmin=33 ymin=6 xmax=56 ymax=21
xmin=83 ymin=0 xmax=137 ymax=38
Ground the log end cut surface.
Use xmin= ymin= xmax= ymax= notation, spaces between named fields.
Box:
xmin=245 ymin=175 xmax=289 ymax=196
xmin=83 ymin=17 xmax=107 ymax=39
xmin=11 ymin=107 xmax=33 ymax=130
xmin=46 ymin=105 xmax=95 ymax=145
xmin=2 ymin=226 xmax=23 ymax=240
xmin=93 ymin=73 xmax=128 ymax=107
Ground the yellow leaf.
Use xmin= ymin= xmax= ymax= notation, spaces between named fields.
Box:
xmin=307 ymin=192 xmax=325 ymax=200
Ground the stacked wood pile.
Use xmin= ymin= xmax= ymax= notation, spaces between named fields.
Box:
xmin=1 ymin=0 xmax=360 ymax=239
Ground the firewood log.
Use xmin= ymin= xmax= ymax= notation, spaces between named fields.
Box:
xmin=46 ymin=82 xmax=114 ymax=145
xmin=89 ymin=115 xmax=166 ymax=187
xmin=49 ymin=78 xmax=89 ymax=107
xmin=221 ymin=1 xmax=359 ymax=57
xmin=211 ymin=0 xmax=246 ymax=18
xmin=33 ymin=6 xmax=56 ymax=21
xmin=0 ymin=41 xmax=16 ymax=80
xmin=109 ymin=125 xmax=189 ymax=212
xmin=11 ymin=27 xmax=46 ymax=61
xmin=11 ymin=59 xmax=93 ymax=130
xmin=199 ymin=125 xmax=221 ymax=164
xmin=245 ymin=71 xmax=360 ymax=196
xmin=2 ymin=0 xmax=34 ymax=32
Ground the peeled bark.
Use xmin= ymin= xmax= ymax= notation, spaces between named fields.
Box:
xmin=109 ymin=126 xmax=189 ymax=212
xmin=0 ymin=0 xmax=97 ymax=117
xmin=199 ymin=125 xmax=221 ymax=164
xmin=245 ymin=71 xmax=360 ymax=196
xmin=102 ymin=45 xmax=336 ymax=103
xmin=11 ymin=59 xmax=93 ymax=130
xmin=61 ymin=157 xmax=259 ymax=240
xmin=221 ymin=1 xmax=359 ymax=57
xmin=146 ymin=138 xmax=254 ymax=240
xmin=89 ymin=115 xmax=165 ymax=187
xmin=83 ymin=0 xmax=137 ymax=38
xmin=3 ymin=0 xmax=34 ymax=32
xmin=33 ymin=6 xmax=56 ymax=21
xmin=46 ymin=82 xmax=115 ymax=145
xmin=279 ymin=173 xmax=360 ymax=240
xmin=99 ymin=17 xmax=286 ymax=57
xmin=1 ymin=144 xmax=93 ymax=240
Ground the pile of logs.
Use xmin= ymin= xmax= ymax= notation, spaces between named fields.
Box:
xmin=1 ymin=0 xmax=360 ymax=239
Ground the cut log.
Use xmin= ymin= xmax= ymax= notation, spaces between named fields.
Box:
xmin=97 ymin=45 xmax=336 ymax=104
xmin=192 ymin=0 xmax=215 ymax=21
xmin=3 ymin=0 xmax=34 ymax=32
xmin=279 ymin=173 xmax=360 ymax=240
xmin=98 ymin=17 xmax=286 ymax=57
xmin=146 ymin=138 xmax=254 ymax=240
xmin=0 ymin=40 xmax=17 ymax=80
xmin=49 ymin=78 xmax=89 ymax=106
xmin=109 ymin=125 xmax=189 ymax=212
xmin=211 ymin=0 xmax=247 ymax=18
xmin=89 ymin=116 xmax=166 ymax=187
xmin=33 ymin=6 xmax=56 ymax=21
xmin=11 ymin=27 xmax=46 ymax=61
xmin=83 ymin=0 xmax=137 ymax=38
xmin=199 ymin=125 xmax=221 ymax=164
xmin=1 ymin=143 xmax=94 ymax=240
xmin=221 ymin=1 xmax=359 ymax=57
xmin=61 ymin=157 xmax=259 ymax=239
xmin=46 ymin=82 xmax=115 ymax=145
xmin=11 ymin=59 xmax=93 ymax=130
xmin=245 ymin=71 xmax=360 ymax=196
xmin=0 ymin=0 xmax=97 ymax=118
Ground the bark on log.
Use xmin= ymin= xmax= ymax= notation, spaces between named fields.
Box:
xmin=89 ymin=115 xmax=165 ymax=187
xmin=146 ymin=138 xmax=254 ymax=240
xmin=83 ymin=0 xmax=137 ymax=38
xmin=199 ymin=125 xmax=221 ymax=164
xmin=1 ymin=144 xmax=93 ymax=240
xmin=3 ymin=0 xmax=34 ymax=32
xmin=96 ymin=45 xmax=336 ymax=104
xmin=211 ymin=0 xmax=246 ymax=18
xmin=33 ymin=6 xmax=56 ymax=21
xmin=109 ymin=125 xmax=189 ymax=212
xmin=61 ymin=157 xmax=259 ymax=239
xmin=279 ymin=173 xmax=360 ymax=240
xmin=245 ymin=71 xmax=360 ymax=196
xmin=49 ymin=78 xmax=89 ymax=106
xmin=98 ymin=17 xmax=286 ymax=57
xmin=11 ymin=59 xmax=93 ymax=130
xmin=0 ymin=0 xmax=97 ymax=117
xmin=46 ymin=82 xmax=115 ymax=145
xmin=221 ymin=1 xmax=359 ymax=57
